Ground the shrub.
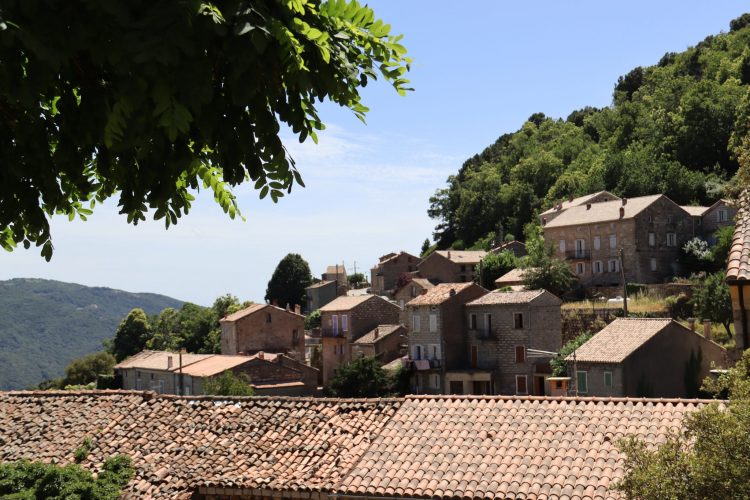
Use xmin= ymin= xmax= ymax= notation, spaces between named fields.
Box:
xmin=666 ymin=293 xmax=694 ymax=319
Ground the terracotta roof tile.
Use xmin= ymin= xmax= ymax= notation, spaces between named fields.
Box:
xmin=222 ymin=303 xmax=304 ymax=322
xmin=320 ymin=294 xmax=386 ymax=312
xmin=727 ymin=190 xmax=750 ymax=282
xmin=433 ymin=250 xmax=487 ymax=264
xmin=544 ymin=195 xmax=664 ymax=228
xmin=540 ymin=191 xmax=620 ymax=216
xmin=113 ymin=350 xmax=213 ymax=371
xmin=568 ymin=318 xmax=675 ymax=363
xmin=681 ymin=205 xmax=710 ymax=217
xmin=354 ymin=325 xmax=404 ymax=345
xmin=466 ymin=289 xmax=560 ymax=306
xmin=406 ymin=283 xmax=480 ymax=307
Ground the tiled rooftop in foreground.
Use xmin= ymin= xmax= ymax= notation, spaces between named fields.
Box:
xmin=0 ymin=391 xmax=714 ymax=499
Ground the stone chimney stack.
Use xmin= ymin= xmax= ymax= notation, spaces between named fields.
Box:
xmin=449 ymin=288 xmax=456 ymax=297
xmin=703 ymin=319 xmax=712 ymax=340
xmin=374 ymin=328 xmax=379 ymax=339
xmin=167 ymin=356 xmax=173 ymax=369
xmin=586 ymin=203 xmax=592 ymax=210
xmin=619 ymin=207 xmax=625 ymax=219
xmin=688 ymin=318 xmax=696 ymax=332
xmin=258 ymin=351 xmax=265 ymax=360
xmin=622 ymin=198 xmax=628 ymax=206
xmin=447 ymin=250 xmax=451 ymax=259
xmin=294 ymin=304 xmax=301 ymax=315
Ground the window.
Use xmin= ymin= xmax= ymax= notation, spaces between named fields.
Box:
xmin=515 ymin=345 xmax=526 ymax=363
xmin=429 ymin=314 xmax=437 ymax=332
xmin=648 ymin=232 xmax=655 ymax=247
xmin=650 ymin=258 xmax=657 ymax=271
xmin=411 ymin=286 xmax=417 ymax=297
xmin=412 ymin=314 xmax=421 ymax=332
xmin=471 ymin=346 xmax=478 ymax=368
xmin=412 ymin=345 xmax=422 ymax=360
xmin=429 ymin=344 xmax=441 ymax=360
xmin=341 ymin=314 xmax=348 ymax=332
xmin=431 ymin=374 xmax=440 ymax=389
xmin=469 ymin=313 xmax=477 ymax=330
xmin=292 ymin=329 xmax=299 ymax=342
xmin=594 ymin=261 xmax=603 ymax=274
xmin=667 ymin=215 xmax=673 ymax=224
xmin=485 ymin=313 xmax=492 ymax=334
xmin=609 ymin=234 xmax=617 ymax=249
xmin=593 ymin=236 xmax=601 ymax=250
xmin=608 ymin=259 xmax=619 ymax=273
xmin=513 ymin=312 xmax=524 ymax=329
xmin=575 ymin=239 xmax=586 ymax=258
xmin=718 ymin=209 xmax=728 ymax=222
xmin=449 ymin=381 xmax=464 ymax=394
xmin=576 ymin=262 xmax=585 ymax=275
xmin=516 ymin=375 xmax=528 ymax=395
xmin=559 ymin=240 xmax=566 ymax=253
xmin=332 ymin=315 xmax=339 ymax=334
xmin=576 ymin=371 xmax=588 ymax=394
xmin=266 ymin=313 xmax=272 ymax=323
xmin=604 ymin=371 xmax=613 ymax=388
xmin=666 ymin=233 xmax=677 ymax=247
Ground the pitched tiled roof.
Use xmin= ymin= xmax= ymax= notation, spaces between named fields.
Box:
xmin=543 ymin=195 xmax=664 ymax=228
xmin=406 ymin=283 xmax=479 ymax=306
xmin=568 ymin=318 xmax=675 ymax=363
xmin=540 ymin=190 xmax=620 ymax=216
xmin=221 ymin=303 xmax=305 ymax=322
xmin=325 ymin=265 xmax=346 ymax=275
xmin=494 ymin=267 xmax=534 ymax=284
xmin=727 ymin=190 xmax=750 ymax=282
xmin=466 ymin=289 xmax=560 ymax=306
xmin=319 ymin=294 xmax=375 ymax=312
xmin=178 ymin=354 xmax=267 ymax=377
xmin=433 ymin=250 xmax=487 ymax=264
xmin=0 ymin=391 xmax=712 ymax=499
xmin=355 ymin=324 xmax=404 ymax=344
xmin=681 ymin=205 xmax=710 ymax=217
xmin=306 ymin=280 xmax=336 ymax=290
xmin=114 ymin=350 xmax=213 ymax=371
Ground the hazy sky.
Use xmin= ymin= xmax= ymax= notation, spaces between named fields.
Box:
xmin=1 ymin=1 xmax=747 ymax=305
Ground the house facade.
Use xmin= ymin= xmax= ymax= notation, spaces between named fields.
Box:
xmin=304 ymin=280 xmax=339 ymax=312
xmin=393 ymin=277 xmax=434 ymax=323
xmin=460 ymin=289 xmax=562 ymax=396
xmin=351 ymin=324 xmax=407 ymax=364
xmin=322 ymin=264 xmax=347 ymax=287
xmin=567 ymin=318 xmax=727 ymax=398
xmin=220 ymin=303 xmax=305 ymax=361
xmin=728 ymin=190 xmax=749 ymax=354
xmin=543 ymin=194 xmax=695 ymax=287
xmin=369 ymin=251 xmax=420 ymax=296
xmin=319 ymin=295 xmax=400 ymax=385
xmin=683 ymin=199 xmax=737 ymax=241
xmin=417 ymin=250 xmax=487 ymax=284
xmin=406 ymin=282 xmax=487 ymax=394
xmin=539 ymin=190 xmax=620 ymax=225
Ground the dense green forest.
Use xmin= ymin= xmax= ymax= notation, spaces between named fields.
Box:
xmin=0 ymin=279 xmax=182 ymax=390
xmin=429 ymin=13 xmax=750 ymax=250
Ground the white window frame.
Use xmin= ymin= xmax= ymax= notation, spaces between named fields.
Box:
xmin=559 ymin=240 xmax=566 ymax=253
xmin=331 ymin=314 xmax=339 ymax=334
xmin=515 ymin=375 xmax=528 ymax=395
xmin=593 ymin=236 xmax=601 ymax=250
xmin=609 ymin=234 xmax=617 ymax=249
xmin=576 ymin=371 xmax=588 ymax=394
xmin=576 ymin=262 xmax=585 ymax=275
xmin=608 ymin=259 xmax=619 ymax=273
xmin=604 ymin=371 xmax=613 ymax=388
xmin=593 ymin=261 xmax=603 ymax=274
xmin=666 ymin=233 xmax=677 ymax=247
xmin=412 ymin=314 xmax=421 ymax=332
xmin=648 ymin=232 xmax=655 ymax=247
xmin=718 ymin=208 xmax=728 ymax=222
xmin=574 ymin=239 xmax=586 ymax=258
xmin=429 ymin=314 xmax=438 ymax=333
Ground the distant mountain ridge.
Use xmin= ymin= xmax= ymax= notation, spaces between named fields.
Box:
xmin=0 ymin=278 xmax=184 ymax=390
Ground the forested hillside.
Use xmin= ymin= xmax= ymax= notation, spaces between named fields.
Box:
xmin=429 ymin=14 xmax=750 ymax=249
xmin=0 ymin=278 xmax=183 ymax=390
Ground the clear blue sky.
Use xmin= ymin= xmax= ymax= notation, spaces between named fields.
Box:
xmin=1 ymin=1 xmax=747 ymax=305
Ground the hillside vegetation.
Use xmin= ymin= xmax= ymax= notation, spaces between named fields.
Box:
xmin=0 ymin=278 xmax=183 ymax=390
xmin=429 ymin=13 xmax=750 ymax=249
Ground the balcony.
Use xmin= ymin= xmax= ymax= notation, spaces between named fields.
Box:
xmin=469 ymin=328 xmax=494 ymax=340
xmin=321 ymin=328 xmax=345 ymax=338
xmin=565 ymin=250 xmax=590 ymax=260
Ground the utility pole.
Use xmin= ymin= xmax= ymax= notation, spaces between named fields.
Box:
xmin=619 ymin=248 xmax=628 ymax=317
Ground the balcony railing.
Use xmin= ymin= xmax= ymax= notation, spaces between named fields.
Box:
xmin=321 ymin=328 xmax=345 ymax=338
xmin=565 ymin=250 xmax=590 ymax=260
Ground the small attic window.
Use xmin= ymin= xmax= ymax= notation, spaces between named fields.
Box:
xmin=266 ymin=313 xmax=272 ymax=323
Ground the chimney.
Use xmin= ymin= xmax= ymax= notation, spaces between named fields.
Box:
xmin=167 ymin=356 xmax=173 ymax=369
xmin=286 ymin=303 xmax=290 ymax=311
xmin=586 ymin=203 xmax=592 ymax=210
xmin=449 ymin=288 xmax=456 ymax=297
xmin=703 ymin=319 xmax=712 ymax=340
xmin=619 ymin=207 xmax=625 ymax=219
xmin=374 ymin=328 xmax=379 ymax=339
xmin=258 ymin=351 xmax=264 ymax=360
xmin=688 ymin=318 xmax=696 ymax=332
xmin=542 ymin=217 xmax=547 ymax=226
xmin=294 ymin=304 xmax=301 ymax=315
xmin=622 ymin=198 xmax=627 ymax=206
xmin=421 ymin=289 xmax=428 ymax=295
xmin=447 ymin=250 xmax=451 ymax=259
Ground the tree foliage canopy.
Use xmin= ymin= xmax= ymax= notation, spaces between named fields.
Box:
xmin=475 ymin=250 xmax=519 ymax=289
xmin=329 ymin=355 xmax=393 ymax=397
xmin=203 ymin=370 xmax=255 ymax=396
xmin=693 ymin=270 xmax=733 ymax=337
xmin=429 ymin=15 xmax=750 ymax=249
xmin=0 ymin=0 xmax=410 ymax=259
xmin=265 ymin=253 xmax=312 ymax=308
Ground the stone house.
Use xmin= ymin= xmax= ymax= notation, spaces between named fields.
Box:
xmin=319 ymin=294 xmax=400 ymax=385
xmin=406 ymin=282 xmax=488 ymax=394
xmin=683 ymin=199 xmax=737 ymax=241
xmin=115 ymin=350 xmax=319 ymax=396
xmin=539 ymin=190 xmax=620 ymax=225
xmin=417 ymin=250 xmax=487 ymax=284
xmin=728 ymin=190 xmax=749 ymax=354
xmin=351 ymin=324 xmax=407 ymax=365
xmin=322 ymin=264 xmax=347 ymax=287
xmin=369 ymin=251 xmax=421 ymax=296
xmin=458 ymin=289 xmax=562 ymax=396
xmin=393 ymin=277 xmax=434 ymax=323
xmin=542 ymin=194 xmax=695 ymax=287
xmin=304 ymin=280 xmax=339 ymax=312
xmin=567 ymin=318 xmax=727 ymax=398
xmin=220 ymin=303 xmax=305 ymax=361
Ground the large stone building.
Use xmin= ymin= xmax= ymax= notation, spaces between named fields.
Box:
xmin=406 ymin=282 xmax=487 ymax=394
xmin=542 ymin=194 xmax=696 ymax=287
xmin=322 ymin=264 xmax=347 ymax=287
xmin=220 ymin=303 xmax=305 ymax=361
xmin=304 ymin=280 xmax=339 ymax=312
xmin=728 ymin=190 xmax=749 ymax=354
xmin=393 ymin=277 xmax=434 ymax=323
xmin=460 ymin=289 xmax=562 ymax=396
xmin=115 ymin=350 xmax=318 ymax=396
xmin=369 ymin=251 xmax=420 ymax=296
xmin=567 ymin=318 xmax=727 ymax=398
xmin=0 ymin=390 xmax=712 ymax=499
xmin=417 ymin=250 xmax=487 ymax=284
xmin=683 ymin=199 xmax=737 ymax=240
xmin=319 ymin=294 xmax=400 ymax=385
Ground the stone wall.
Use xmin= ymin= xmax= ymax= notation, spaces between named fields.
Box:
xmin=221 ymin=306 xmax=305 ymax=361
